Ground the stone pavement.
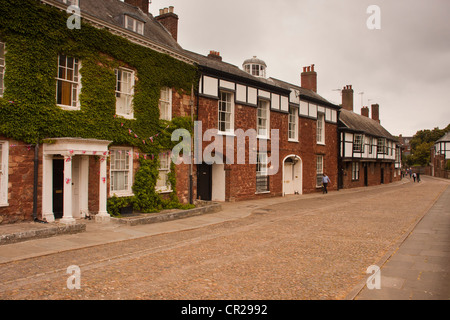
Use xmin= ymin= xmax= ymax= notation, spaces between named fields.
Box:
xmin=0 ymin=176 xmax=449 ymax=300
xmin=352 ymin=179 xmax=450 ymax=300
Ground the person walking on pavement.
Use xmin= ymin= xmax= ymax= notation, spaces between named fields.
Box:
xmin=417 ymin=172 xmax=421 ymax=183
xmin=322 ymin=174 xmax=330 ymax=194
xmin=412 ymin=172 xmax=417 ymax=182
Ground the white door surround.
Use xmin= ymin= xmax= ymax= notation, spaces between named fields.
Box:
xmin=42 ymin=138 xmax=112 ymax=224
xmin=282 ymin=155 xmax=302 ymax=196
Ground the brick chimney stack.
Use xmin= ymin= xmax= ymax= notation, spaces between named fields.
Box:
xmin=301 ymin=64 xmax=317 ymax=93
xmin=155 ymin=6 xmax=179 ymax=41
xmin=361 ymin=106 xmax=369 ymax=117
xmin=341 ymin=85 xmax=354 ymax=112
xmin=124 ymin=0 xmax=149 ymax=14
xmin=371 ymin=104 xmax=380 ymax=123
xmin=207 ymin=50 xmax=222 ymax=61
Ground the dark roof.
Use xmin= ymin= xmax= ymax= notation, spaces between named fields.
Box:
xmin=339 ymin=109 xmax=397 ymax=141
xmin=268 ymin=77 xmax=339 ymax=109
xmin=437 ymin=131 xmax=450 ymax=142
xmin=183 ymin=50 xmax=291 ymax=94
xmin=64 ymin=0 xmax=184 ymax=53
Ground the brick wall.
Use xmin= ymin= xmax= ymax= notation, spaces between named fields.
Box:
xmin=195 ymin=95 xmax=339 ymax=201
xmin=0 ymin=137 xmax=42 ymax=224
xmin=340 ymin=161 xmax=399 ymax=189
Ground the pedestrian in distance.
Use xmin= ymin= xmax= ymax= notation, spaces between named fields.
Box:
xmin=417 ymin=172 xmax=421 ymax=183
xmin=413 ymin=172 xmax=417 ymax=182
xmin=322 ymin=174 xmax=330 ymax=194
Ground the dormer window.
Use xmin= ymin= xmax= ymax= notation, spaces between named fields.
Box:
xmin=125 ymin=15 xmax=144 ymax=35
xmin=242 ymin=56 xmax=267 ymax=78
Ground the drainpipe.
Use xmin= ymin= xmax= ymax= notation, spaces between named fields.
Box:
xmin=33 ymin=140 xmax=47 ymax=223
xmin=189 ymin=83 xmax=194 ymax=205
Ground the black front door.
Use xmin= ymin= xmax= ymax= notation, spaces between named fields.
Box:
xmin=53 ymin=159 xmax=64 ymax=219
xmin=197 ymin=163 xmax=212 ymax=201
xmin=364 ymin=165 xmax=368 ymax=186
xmin=380 ymin=167 xmax=385 ymax=184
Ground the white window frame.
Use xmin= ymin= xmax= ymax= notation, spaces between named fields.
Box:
xmin=159 ymin=87 xmax=172 ymax=121
xmin=377 ymin=138 xmax=386 ymax=154
xmin=125 ymin=15 xmax=144 ymax=35
xmin=316 ymin=113 xmax=325 ymax=145
xmin=115 ymin=67 xmax=135 ymax=119
xmin=56 ymin=54 xmax=81 ymax=110
xmin=352 ymin=162 xmax=360 ymax=181
xmin=353 ymin=134 xmax=364 ymax=153
xmin=257 ymin=99 xmax=270 ymax=139
xmin=0 ymin=41 xmax=5 ymax=98
xmin=110 ymin=147 xmax=133 ymax=197
xmin=288 ymin=106 xmax=298 ymax=142
xmin=218 ymin=91 xmax=234 ymax=135
xmin=156 ymin=152 xmax=172 ymax=193
xmin=0 ymin=141 xmax=9 ymax=206
xmin=256 ymin=152 xmax=269 ymax=193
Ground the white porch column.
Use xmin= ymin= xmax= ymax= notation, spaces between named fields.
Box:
xmin=96 ymin=155 xmax=110 ymax=222
xmin=79 ymin=156 xmax=89 ymax=218
xmin=42 ymin=155 xmax=55 ymax=223
xmin=61 ymin=154 xmax=76 ymax=225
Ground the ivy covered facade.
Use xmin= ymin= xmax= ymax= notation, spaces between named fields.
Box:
xmin=0 ymin=0 xmax=198 ymax=224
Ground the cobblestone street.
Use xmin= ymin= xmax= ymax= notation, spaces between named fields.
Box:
xmin=0 ymin=177 xmax=448 ymax=300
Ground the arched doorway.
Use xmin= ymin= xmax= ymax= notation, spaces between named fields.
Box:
xmin=283 ymin=155 xmax=302 ymax=195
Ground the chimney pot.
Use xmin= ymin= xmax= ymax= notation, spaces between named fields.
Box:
xmin=341 ymin=84 xmax=354 ymax=111
xmin=371 ymin=104 xmax=380 ymax=123
xmin=156 ymin=6 xmax=179 ymax=41
xmin=301 ymin=64 xmax=318 ymax=92
xmin=124 ymin=0 xmax=149 ymax=13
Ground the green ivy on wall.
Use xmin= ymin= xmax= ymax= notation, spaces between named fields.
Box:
xmin=0 ymin=0 xmax=198 ymax=214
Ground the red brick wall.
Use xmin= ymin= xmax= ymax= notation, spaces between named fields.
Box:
xmin=195 ymin=95 xmax=339 ymax=201
xmin=0 ymin=137 xmax=42 ymax=224
xmin=341 ymin=161 xmax=399 ymax=189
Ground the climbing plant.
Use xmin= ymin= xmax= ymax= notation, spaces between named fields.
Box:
xmin=0 ymin=0 xmax=198 ymax=214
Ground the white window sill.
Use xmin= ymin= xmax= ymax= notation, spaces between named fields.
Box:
xmin=116 ymin=114 xmax=135 ymax=120
xmin=257 ymin=136 xmax=270 ymax=140
xmin=255 ymin=191 xmax=270 ymax=194
xmin=317 ymin=142 xmax=326 ymax=146
xmin=217 ymin=130 xmax=235 ymax=137
xmin=156 ymin=189 xmax=173 ymax=194
xmin=111 ymin=191 xmax=134 ymax=198
xmin=58 ymin=104 xmax=80 ymax=111
xmin=0 ymin=203 xmax=9 ymax=208
xmin=288 ymin=139 xmax=299 ymax=143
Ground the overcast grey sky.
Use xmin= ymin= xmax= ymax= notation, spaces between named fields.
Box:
xmin=148 ymin=0 xmax=450 ymax=137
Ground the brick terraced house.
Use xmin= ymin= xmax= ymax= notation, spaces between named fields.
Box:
xmin=0 ymin=0 xmax=198 ymax=224
xmin=186 ymin=50 xmax=340 ymax=201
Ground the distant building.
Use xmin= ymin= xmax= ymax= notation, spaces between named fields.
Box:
xmin=431 ymin=131 xmax=450 ymax=179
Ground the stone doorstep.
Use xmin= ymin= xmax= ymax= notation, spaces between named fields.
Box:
xmin=0 ymin=223 xmax=86 ymax=246
xmin=110 ymin=203 xmax=223 ymax=227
